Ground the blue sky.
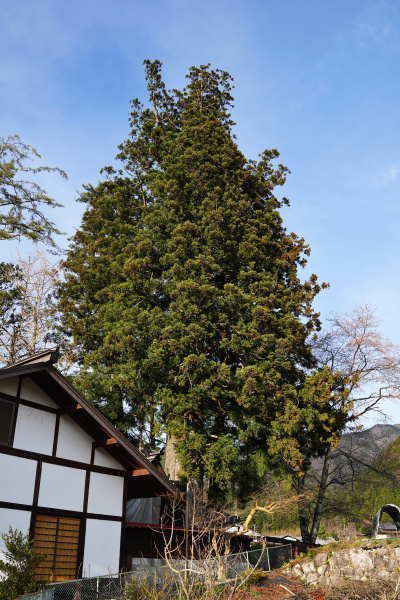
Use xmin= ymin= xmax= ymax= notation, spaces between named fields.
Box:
xmin=2 ymin=0 xmax=400 ymax=423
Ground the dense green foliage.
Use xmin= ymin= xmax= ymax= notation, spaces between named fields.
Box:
xmin=0 ymin=135 xmax=66 ymax=245
xmin=57 ymin=61 xmax=325 ymax=494
xmin=0 ymin=527 xmax=47 ymax=600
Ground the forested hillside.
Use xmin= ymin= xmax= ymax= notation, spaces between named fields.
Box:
xmin=249 ymin=424 xmax=400 ymax=537
xmin=339 ymin=431 xmax=400 ymax=532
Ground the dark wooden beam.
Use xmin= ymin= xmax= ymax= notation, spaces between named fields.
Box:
xmin=0 ymin=444 xmax=126 ymax=477
xmin=57 ymin=403 xmax=82 ymax=415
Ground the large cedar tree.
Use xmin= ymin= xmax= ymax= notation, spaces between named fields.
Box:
xmin=57 ymin=61 xmax=325 ymax=492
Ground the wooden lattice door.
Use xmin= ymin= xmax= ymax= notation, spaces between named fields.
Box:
xmin=33 ymin=514 xmax=80 ymax=582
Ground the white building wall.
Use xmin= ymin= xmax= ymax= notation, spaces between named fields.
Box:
xmin=83 ymin=519 xmax=121 ymax=577
xmin=87 ymin=473 xmax=124 ymax=517
xmin=39 ymin=464 xmax=86 ymax=512
xmin=19 ymin=378 xmax=58 ymax=409
xmin=0 ymin=377 xmax=19 ymax=397
xmin=57 ymin=415 xmax=94 ymax=464
xmin=0 ymin=454 xmax=37 ymax=505
xmin=94 ymin=447 xmax=125 ymax=471
xmin=13 ymin=405 xmax=56 ymax=455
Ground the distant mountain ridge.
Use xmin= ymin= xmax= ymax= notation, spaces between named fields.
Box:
xmin=311 ymin=424 xmax=400 ymax=478
xmin=341 ymin=423 xmax=400 ymax=461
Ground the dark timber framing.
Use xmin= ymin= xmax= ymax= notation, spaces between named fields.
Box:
xmin=0 ymin=444 xmax=127 ymax=477
xmin=119 ymin=477 xmax=128 ymax=571
xmin=0 ymin=349 xmax=178 ymax=578
xmin=0 ymin=352 xmax=177 ymax=495
xmin=29 ymin=461 xmax=42 ymax=537
xmin=52 ymin=414 xmax=60 ymax=457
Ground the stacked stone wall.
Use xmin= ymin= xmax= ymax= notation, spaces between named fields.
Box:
xmin=283 ymin=544 xmax=400 ymax=587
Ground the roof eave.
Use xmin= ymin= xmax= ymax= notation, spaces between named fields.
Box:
xmin=0 ymin=360 xmax=178 ymax=498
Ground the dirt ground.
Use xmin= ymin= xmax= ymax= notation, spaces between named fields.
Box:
xmin=232 ymin=575 xmax=326 ymax=599
xmin=236 ymin=574 xmax=400 ymax=600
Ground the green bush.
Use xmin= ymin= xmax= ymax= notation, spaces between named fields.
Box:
xmin=0 ymin=527 xmax=47 ymax=600
xmin=240 ymin=568 xmax=266 ymax=586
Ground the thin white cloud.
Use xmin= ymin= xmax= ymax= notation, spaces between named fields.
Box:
xmin=344 ymin=159 xmax=400 ymax=190
xmin=379 ymin=164 xmax=400 ymax=185
xmin=351 ymin=1 xmax=394 ymax=48
xmin=334 ymin=0 xmax=399 ymax=51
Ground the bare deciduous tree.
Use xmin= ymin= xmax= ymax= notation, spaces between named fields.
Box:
xmin=0 ymin=249 xmax=58 ymax=365
xmin=314 ymin=303 xmax=400 ymax=419
xmin=296 ymin=303 xmax=400 ymax=543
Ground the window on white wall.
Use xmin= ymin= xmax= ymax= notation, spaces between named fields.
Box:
xmin=0 ymin=399 xmax=15 ymax=445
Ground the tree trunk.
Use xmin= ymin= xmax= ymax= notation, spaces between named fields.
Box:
xmin=296 ymin=446 xmax=332 ymax=544
xmin=165 ymin=435 xmax=181 ymax=481
xmin=138 ymin=422 xmax=145 ymax=454
xmin=186 ymin=478 xmax=203 ymax=529
xmin=149 ymin=407 xmax=156 ymax=449
xmin=297 ymin=472 xmax=311 ymax=543
xmin=309 ymin=445 xmax=332 ymax=544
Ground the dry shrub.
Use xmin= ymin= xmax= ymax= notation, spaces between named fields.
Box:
xmin=292 ymin=590 xmax=325 ymax=600
xmin=324 ymin=578 xmax=400 ymax=600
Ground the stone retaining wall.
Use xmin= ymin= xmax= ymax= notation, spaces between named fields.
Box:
xmin=283 ymin=544 xmax=400 ymax=587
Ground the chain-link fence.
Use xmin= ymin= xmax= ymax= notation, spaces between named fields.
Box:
xmin=243 ymin=543 xmax=293 ymax=572
xmin=19 ymin=545 xmax=292 ymax=600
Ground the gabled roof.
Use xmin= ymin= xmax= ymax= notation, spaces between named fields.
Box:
xmin=0 ymin=348 xmax=61 ymax=368
xmin=0 ymin=350 xmax=178 ymax=499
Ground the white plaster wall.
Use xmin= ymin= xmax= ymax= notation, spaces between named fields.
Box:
xmin=87 ymin=472 xmax=124 ymax=517
xmin=94 ymin=447 xmax=125 ymax=471
xmin=39 ymin=463 xmax=86 ymax=511
xmin=83 ymin=519 xmax=121 ymax=577
xmin=0 ymin=454 xmax=37 ymax=504
xmin=0 ymin=377 xmax=19 ymax=397
xmin=57 ymin=415 xmax=94 ymax=464
xmin=0 ymin=508 xmax=31 ymax=562
xmin=13 ymin=405 xmax=56 ymax=455
xmin=20 ymin=378 xmax=58 ymax=409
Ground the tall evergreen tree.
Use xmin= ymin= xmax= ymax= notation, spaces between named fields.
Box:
xmin=57 ymin=61 xmax=325 ymax=495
